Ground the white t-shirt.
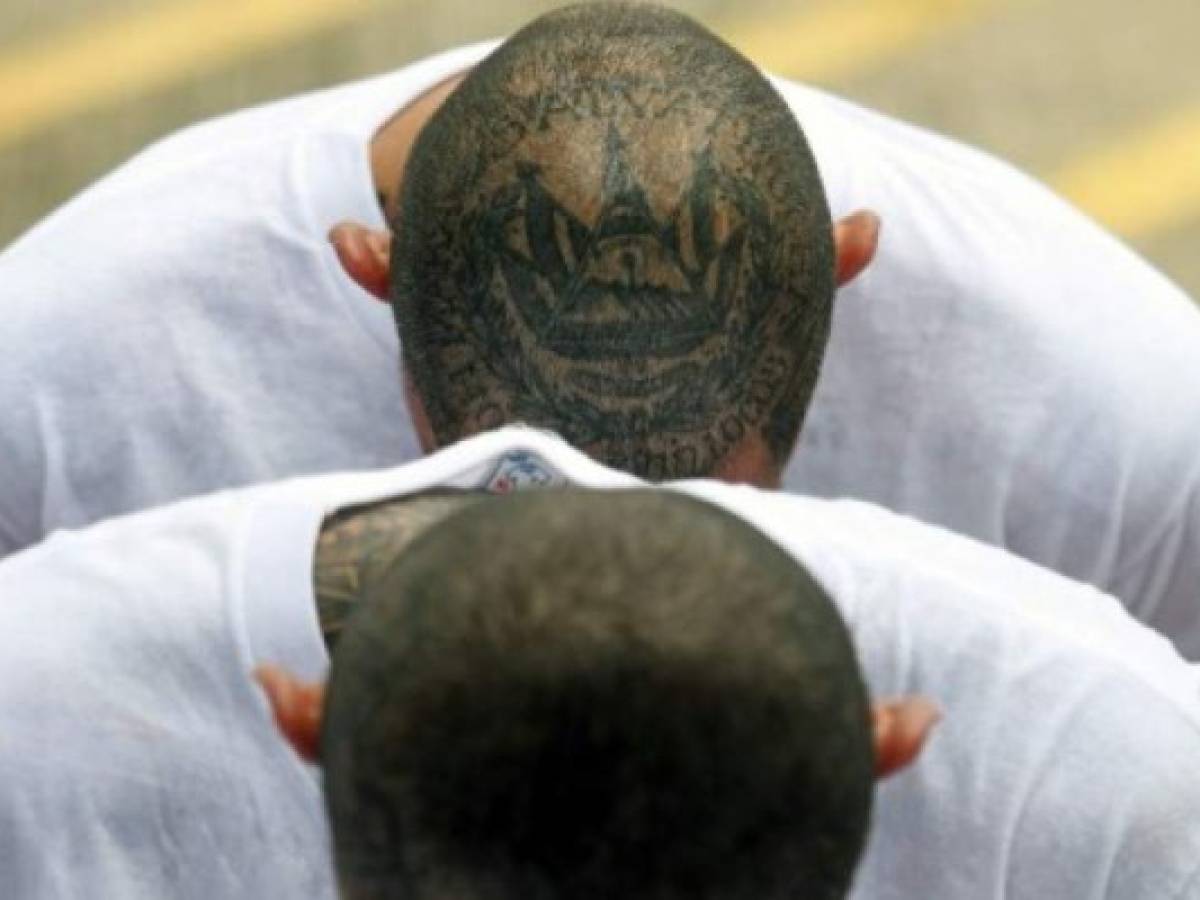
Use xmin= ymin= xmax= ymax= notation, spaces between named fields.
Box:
xmin=2 ymin=427 xmax=1198 ymax=899
xmin=2 ymin=44 xmax=1198 ymax=656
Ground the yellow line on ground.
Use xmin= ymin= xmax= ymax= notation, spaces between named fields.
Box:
xmin=1052 ymin=106 xmax=1200 ymax=238
xmin=0 ymin=0 xmax=378 ymax=151
xmin=722 ymin=0 xmax=1004 ymax=83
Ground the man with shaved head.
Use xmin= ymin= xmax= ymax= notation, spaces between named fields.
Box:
xmin=2 ymin=427 xmax=1199 ymax=898
xmin=1 ymin=3 xmax=1199 ymax=656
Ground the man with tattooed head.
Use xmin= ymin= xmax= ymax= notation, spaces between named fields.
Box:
xmin=359 ymin=2 xmax=871 ymax=485
xmin=2 ymin=2 xmax=1199 ymax=660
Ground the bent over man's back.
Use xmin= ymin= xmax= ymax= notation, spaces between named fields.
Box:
xmin=0 ymin=428 xmax=1198 ymax=898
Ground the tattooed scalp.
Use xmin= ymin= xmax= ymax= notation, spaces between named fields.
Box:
xmin=391 ymin=2 xmax=834 ymax=479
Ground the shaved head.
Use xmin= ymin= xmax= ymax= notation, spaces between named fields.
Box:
xmin=323 ymin=489 xmax=873 ymax=899
xmin=392 ymin=2 xmax=834 ymax=480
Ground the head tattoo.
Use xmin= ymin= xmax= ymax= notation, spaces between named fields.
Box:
xmin=392 ymin=2 xmax=834 ymax=478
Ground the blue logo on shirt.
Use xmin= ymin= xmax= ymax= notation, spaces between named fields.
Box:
xmin=484 ymin=451 xmax=565 ymax=494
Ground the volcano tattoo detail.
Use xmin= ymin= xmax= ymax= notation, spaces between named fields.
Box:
xmin=422 ymin=123 xmax=802 ymax=476
xmin=398 ymin=58 xmax=833 ymax=481
xmin=491 ymin=126 xmax=749 ymax=362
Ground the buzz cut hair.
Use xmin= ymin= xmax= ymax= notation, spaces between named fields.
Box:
xmin=391 ymin=2 xmax=835 ymax=480
xmin=322 ymin=489 xmax=874 ymax=900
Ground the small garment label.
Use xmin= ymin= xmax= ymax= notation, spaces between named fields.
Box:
xmin=484 ymin=450 xmax=566 ymax=494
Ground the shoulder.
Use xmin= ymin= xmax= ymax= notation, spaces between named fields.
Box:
xmin=0 ymin=485 xmax=261 ymax=608
xmin=0 ymin=489 xmax=266 ymax=710
xmin=675 ymin=483 xmax=1200 ymax=895
xmin=674 ymin=483 xmax=1196 ymax=695
xmin=768 ymin=75 xmax=1200 ymax=457
xmin=0 ymin=97 xmax=356 ymax=396
xmin=769 ymin=74 xmax=1196 ymax=314
xmin=0 ymin=64 xmax=406 ymax=287
xmin=0 ymin=133 xmax=299 ymax=342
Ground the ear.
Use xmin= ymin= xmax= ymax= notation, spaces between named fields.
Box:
xmin=255 ymin=664 xmax=327 ymax=763
xmin=871 ymin=696 xmax=940 ymax=779
xmin=329 ymin=221 xmax=392 ymax=302
xmin=832 ymin=209 xmax=881 ymax=287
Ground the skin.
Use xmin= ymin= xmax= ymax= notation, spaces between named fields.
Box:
xmin=343 ymin=69 xmax=882 ymax=487
xmin=312 ymin=492 xmax=479 ymax=649
xmin=370 ymin=73 xmax=466 ymax=222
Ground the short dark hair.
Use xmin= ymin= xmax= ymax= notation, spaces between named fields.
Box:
xmin=392 ymin=2 xmax=835 ymax=480
xmin=322 ymin=489 xmax=874 ymax=900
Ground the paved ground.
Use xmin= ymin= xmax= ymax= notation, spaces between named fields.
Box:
xmin=2 ymin=0 xmax=1198 ymax=296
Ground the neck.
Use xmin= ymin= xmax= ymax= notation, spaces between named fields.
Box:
xmin=713 ymin=432 xmax=783 ymax=489
xmin=370 ymin=72 xmax=468 ymax=221
xmin=314 ymin=491 xmax=483 ymax=650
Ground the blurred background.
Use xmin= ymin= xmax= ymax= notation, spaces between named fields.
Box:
xmin=2 ymin=0 xmax=1198 ymax=297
